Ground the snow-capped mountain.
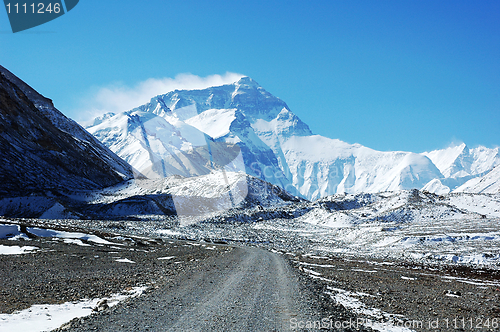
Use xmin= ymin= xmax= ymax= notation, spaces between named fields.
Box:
xmin=86 ymin=77 xmax=299 ymax=194
xmin=86 ymin=77 xmax=499 ymax=200
xmin=0 ymin=65 xmax=135 ymax=197
xmin=280 ymin=136 xmax=443 ymax=199
xmin=424 ymin=143 xmax=499 ymax=178
xmin=454 ymin=165 xmax=500 ymax=194
xmin=421 ymin=143 xmax=500 ymax=193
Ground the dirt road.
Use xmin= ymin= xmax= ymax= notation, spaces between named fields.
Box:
xmin=63 ymin=246 xmax=344 ymax=331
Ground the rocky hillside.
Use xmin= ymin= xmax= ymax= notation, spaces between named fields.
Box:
xmin=0 ymin=65 xmax=136 ymax=197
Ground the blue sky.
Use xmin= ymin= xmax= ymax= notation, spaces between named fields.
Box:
xmin=1 ymin=0 xmax=498 ymax=153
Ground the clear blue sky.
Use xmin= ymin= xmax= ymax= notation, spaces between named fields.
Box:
xmin=1 ymin=0 xmax=499 ymax=153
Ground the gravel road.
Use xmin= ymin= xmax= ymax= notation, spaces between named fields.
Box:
xmin=5 ymin=219 xmax=499 ymax=331
xmin=1 ymin=221 xmax=364 ymax=332
xmin=63 ymin=246 xmax=336 ymax=331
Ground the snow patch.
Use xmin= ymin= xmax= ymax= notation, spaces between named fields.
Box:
xmin=326 ymin=287 xmax=414 ymax=332
xmin=0 ymin=224 xmax=23 ymax=239
xmin=115 ymin=258 xmax=135 ymax=263
xmin=0 ymin=245 xmax=38 ymax=255
xmin=422 ymin=179 xmax=450 ymax=195
xmin=157 ymin=256 xmax=176 ymax=260
xmin=185 ymin=108 xmax=236 ymax=139
xmin=27 ymin=228 xmax=121 ymax=246
xmin=0 ymin=286 xmax=146 ymax=332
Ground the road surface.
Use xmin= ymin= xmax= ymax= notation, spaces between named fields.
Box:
xmin=67 ymin=246 xmax=330 ymax=331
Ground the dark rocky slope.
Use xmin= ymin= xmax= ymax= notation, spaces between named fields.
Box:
xmin=0 ymin=65 xmax=135 ymax=197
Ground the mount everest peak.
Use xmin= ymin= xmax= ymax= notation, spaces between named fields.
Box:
xmin=86 ymin=77 xmax=500 ymax=200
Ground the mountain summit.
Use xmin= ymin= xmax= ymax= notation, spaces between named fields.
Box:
xmin=86 ymin=77 xmax=500 ymax=200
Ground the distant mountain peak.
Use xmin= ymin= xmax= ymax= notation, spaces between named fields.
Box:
xmin=235 ymin=76 xmax=261 ymax=88
xmin=83 ymin=112 xmax=116 ymax=128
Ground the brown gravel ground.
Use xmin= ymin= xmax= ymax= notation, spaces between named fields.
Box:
xmin=0 ymin=225 xmax=368 ymax=332
xmin=0 ymin=234 xmax=227 ymax=315
xmin=2 ymin=221 xmax=500 ymax=331
xmin=288 ymin=253 xmax=500 ymax=331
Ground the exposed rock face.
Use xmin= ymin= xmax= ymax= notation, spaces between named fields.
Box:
xmin=0 ymin=65 xmax=135 ymax=197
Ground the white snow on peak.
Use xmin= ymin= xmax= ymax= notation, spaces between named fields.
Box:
xmin=283 ymin=135 xmax=360 ymax=162
xmin=82 ymin=112 xmax=116 ymax=128
xmin=424 ymin=143 xmax=500 ymax=179
xmin=424 ymin=143 xmax=467 ymax=177
xmin=165 ymin=102 xmax=198 ymax=121
xmin=281 ymin=136 xmax=442 ymax=199
xmin=87 ymin=109 xmax=212 ymax=179
xmin=235 ymin=76 xmax=261 ymax=88
xmin=231 ymin=76 xmax=262 ymax=94
xmin=85 ymin=76 xmax=499 ymax=200
xmin=422 ymin=179 xmax=451 ymax=195
xmin=185 ymin=108 xmax=236 ymax=139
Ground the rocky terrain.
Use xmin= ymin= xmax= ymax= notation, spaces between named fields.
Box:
xmin=0 ymin=65 xmax=135 ymax=199
xmin=291 ymin=253 xmax=500 ymax=331
xmin=1 ymin=66 xmax=499 ymax=331
xmin=1 ymin=219 xmax=499 ymax=331
xmin=0 ymin=221 xmax=363 ymax=332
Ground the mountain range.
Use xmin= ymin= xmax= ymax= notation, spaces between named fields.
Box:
xmin=0 ymin=62 xmax=498 ymax=205
xmin=1 ymin=65 xmax=498 ymax=273
xmin=85 ymin=77 xmax=500 ymax=200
